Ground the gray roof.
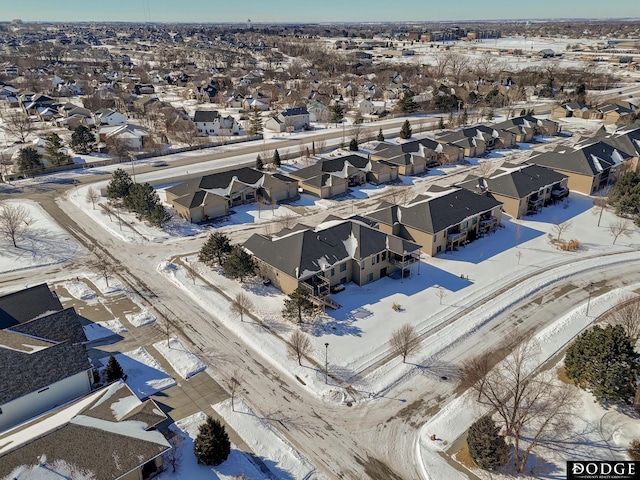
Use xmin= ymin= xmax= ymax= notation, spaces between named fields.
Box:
xmin=244 ymin=220 xmax=420 ymax=280
xmin=458 ymin=164 xmax=567 ymax=199
xmin=0 ymin=340 xmax=90 ymax=404
xmin=367 ymin=188 xmax=502 ymax=234
xmin=8 ymin=307 xmax=88 ymax=345
xmin=193 ymin=110 xmax=220 ymax=122
xmin=0 ymin=284 xmax=63 ymax=329
xmin=281 ymin=107 xmax=309 ymax=117
xmin=529 ymin=142 xmax=630 ymax=176
xmin=292 ymin=154 xmax=371 ymax=180
xmin=0 ymin=383 xmax=169 ymax=480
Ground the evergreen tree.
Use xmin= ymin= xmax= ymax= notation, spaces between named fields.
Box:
xmin=70 ymin=125 xmax=96 ymax=154
xmin=467 ymin=416 xmax=509 ymax=471
xmin=349 ymin=138 xmax=358 ymax=151
xmin=330 ymin=103 xmax=344 ymax=124
xmin=486 ymin=109 xmax=495 ymax=121
xmin=194 ymin=417 xmax=231 ymax=466
xmin=198 ymin=232 xmax=232 ymax=266
xmin=106 ymin=354 xmax=124 ymax=382
xmin=248 ymin=107 xmax=263 ymax=136
xmin=399 ymin=120 xmax=412 ymax=140
xmin=255 ymin=154 xmax=263 ymax=170
xmin=148 ymin=204 xmax=171 ymax=227
xmin=282 ymin=286 xmax=315 ymax=324
xmin=609 ymin=172 xmax=640 ymax=217
xmin=17 ymin=147 xmax=44 ymax=177
xmin=398 ymin=90 xmax=418 ymax=113
xmin=376 ymin=128 xmax=384 ymax=141
xmin=106 ymin=168 xmax=133 ymax=200
xmin=123 ymin=182 xmax=158 ymax=220
xmin=272 ymin=149 xmax=281 ymax=168
xmin=438 ymin=116 xmax=445 ymax=129
xmin=223 ymin=245 xmax=256 ymax=282
xmin=45 ymin=133 xmax=71 ymax=166
xmin=460 ymin=108 xmax=469 ymax=126
xmin=565 ymin=324 xmax=639 ymax=403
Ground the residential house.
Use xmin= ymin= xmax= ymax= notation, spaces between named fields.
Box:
xmin=99 ymin=124 xmax=151 ymax=150
xmin=94 ymin=108 xmax=127 ymax=126
xmin=0 ymin=382 xmax=170 ymax=480
xmin=551 ymin=102 xmax=597 ymax=120
xmin=436 ymin=130 xmax=487 ymax=157
xmin=265 ymin=107 xmax=310 ymax=132
xmin=306 ymin=100 xmax=329 ymax=123
xmin=0 ymin=283 xmax=63 ymax=330
xmin=166 ymin=167 xmax=298 ymax=223
xmin=458 ymin=163 xmax=569 ymax=218
xmin=288 ymin=154 xmax=397 ymax=198
xmin=365 ymin=187 xmax=503 ymax=256
xmin=358 ymin=99 xmax=387 ymax=115
xmin=0 ymin=308 xmax=92 ymax=432
xmin=370 ymin=138 xmax=463 ymax=173
xmin=132 ymin=96 xmax=158 ymax=114
xmin=244 ymin=219 xmax=422 ymax=308
xmin=493 ymin=115 xmax=560 ymax=141
xmin=193 ymin=110 xmax=239 ymax=136
xmin=597 ymin=101 xmax=637 ymax=125
xmin=243 ymin=96 xmax=269 ymax=112
xmin=529 ymin=141 xmax=631 ymax=194
xmin=21 ymin=93 xmax=55 ymax=115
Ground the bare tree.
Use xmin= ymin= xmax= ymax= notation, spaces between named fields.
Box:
xmin=592 ymin=195 xmax=609 ymax=227
xmin=85 ymin=186 xmax=100 ymax=210
xmin=0 ymin=110 xmax=34 ymax=143
xmin=171 ymin=118 xmax=199 ymax=147
xmin=230 ymin=292 xmax=253 ymax=323
xmin=516 ymin=250 xmax=524 ymax=265
xmin=552 ymin=219 xmax=572 ymax=242
xmin=459 ymin=350 xmax=494 ymax=400
xmin=610 ymin=298 xmax=640 ymax=342
xmin=386 ymin=185 xmax=409 ymax=206
xmin=464 ymin=337 xmax=577 ymax=473
xmin=446 ymin=51 xmax=470 ymax=84
xmin=515 ymin=224 xmax=523 ymax=248
xmin=228 ymin=370 xmax=243 ymax=412
xmin=185 ymin=266 xmax=198 ymax=285
xmin=287 ymin=329 xmax=312 ymax=366
xmin=93 ymin=253 xmax=114 ymax=288
xmin=474 ymin=52 xmax=497 ymax=79
xmin=0 ymin=203 xmax=33 ymax=247
xmin=436 ymin=286 xmax=447 ymax=305
xmin=609 ymin=218 xmax=632 ymax=245
xmin=276 ymin=213 xmax=297 ymax=230
xmin=475 ymin=161 xmax=496 ymax=179
xmin=432 ymin=50 xmax=450 ymax=80
xmin=389 ymin=323 xmax=422 ymax=363
xmin=165 ymin=432 xmax=183 ymax=473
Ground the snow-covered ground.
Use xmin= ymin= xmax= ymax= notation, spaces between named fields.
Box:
xmin=159 ymin=411 xmax=268 ymax=480
xmin=0 ymin=199 xmax=82 ymax=274
xmin=418 ymin=283 xmax=640 ymax=480
xmin=153 ymin=337 xmax=207 ymax=380
xmin=100 ymin=347 xmax=177 ymax=399
xmin=126 ymin=308 xmax=157 ymax=327
xmin=213 ymin=398 xmax=321 ymax=480
xmin=83 ymin=319 xmax=128 ymax=341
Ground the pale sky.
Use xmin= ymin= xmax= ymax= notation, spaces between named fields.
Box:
xmin=2 ymin=0 xmax=639 ymax=23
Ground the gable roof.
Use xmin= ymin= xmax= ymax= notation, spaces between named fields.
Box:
xmin=458 ymin=164 xmax=567 ymax=199
xmin=8 ymin=307 xmax=88 ymax=345
xmin=193 ymin=110 xmax=220 ymax=122
xmin=244 ymin=219 xmax=420 ymax=280
xmin=530 ymin=142 xmax=629 ymax=176
xmin=0 ymin=284 xmax=63 ymax=329
xmin=281 ymin=107 xmax=309 ymax=117
xmin=366 ymin=188 xmax=502 ymax=234
xmin=291 ymin=154 xmax=371 ymax=180
xmin=0 ymin=382 xmax=169 ymax=480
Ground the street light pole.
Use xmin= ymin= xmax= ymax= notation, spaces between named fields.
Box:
xmin=586 ymin=282 xmax=594 ymax=316
xmin=324 ymin=342 xmax=329 ymax=384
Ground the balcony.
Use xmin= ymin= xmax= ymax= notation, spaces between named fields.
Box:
xmin=479 ymin=216 xmax=498 ymax=232
xmin=389 ymin=253 xmax=420 ymax=269
xmin=447 ymin=230 xmax=467 ymax=242
xmin=527 ymin=196 xmax=544 ymax=211
xmin=551 ymin=186 xmax=569 ymax=199
xmin=300 ymin=274 xmax=340 ymax=310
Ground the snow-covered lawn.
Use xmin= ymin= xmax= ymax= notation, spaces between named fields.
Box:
xmin=159 ymin=411 xmax=267 ymax=480
xmin=83 ymin=319 xmax=128 ymax=341
xmin=126 ymin=308 xmax=157 ymax=327
xmin=62 ymin=278 xmax=98 ymax=301
xmin=417 ymin=283 xmax=640 ymax=480
xmin=100 ymin=347 xmax=176 ymax=399
xmin=213 ymin=398 xmax=320 ymax=480
xmin=153 ymin=338 xmax=207 ymax=380
xmin=0 ymin=200 xmax=81 ymax=274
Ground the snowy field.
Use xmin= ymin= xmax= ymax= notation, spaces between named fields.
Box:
xmin=0 ymin=199 xmax=82 ymax=274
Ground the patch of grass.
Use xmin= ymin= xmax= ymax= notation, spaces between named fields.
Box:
xmin=557 ymin=366 xmax=573 ymax=385
xmin=455 ymin=443 xmax=477 ymax=469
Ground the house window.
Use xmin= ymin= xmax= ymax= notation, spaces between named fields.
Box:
xmin=366 ymin=273 xmax=374 ymax=282
xmin=382 ymin=251 xmax=387 ymax=261
xmin=437 ymin=245 xmax=442 ymax=253
xmin=340 ymin=263 xmax=347 ymax=272
xmin=371 ymin=257 xmax=376 ymax=265
xmin=331 ymin=268 xmax=335 ymax=276
xmin=462 ymin=221 xmax=468 ymax=229
xmin=472 ymin=217 xmax=477 ymax=225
